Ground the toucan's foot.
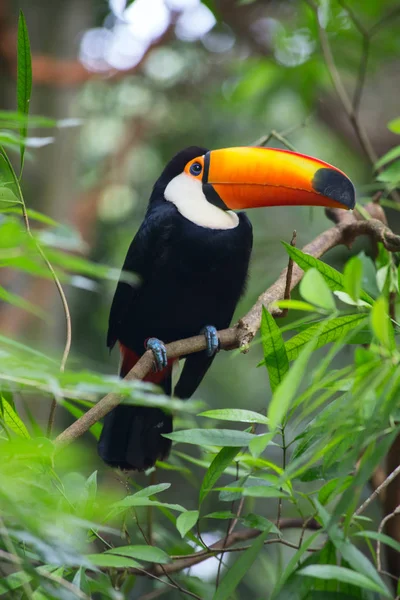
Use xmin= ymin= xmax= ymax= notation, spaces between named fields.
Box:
xmin=146 ymin=338 xmax=168 ymax=371
xmin=201 ymin=325 xmax=220 ymax=357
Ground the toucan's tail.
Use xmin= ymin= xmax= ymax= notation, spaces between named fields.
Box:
xmin=97 ymin=344 xmax=173 ymax=471
xmin=97 ymin=404 xmax=172 ymax=471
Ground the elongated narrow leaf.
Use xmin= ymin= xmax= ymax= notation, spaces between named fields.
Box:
xmin=285 ymin=314 xmax=368 ymax=362
xmin=315 ymin=501 xmax=391 ymax=597
xmin=371 ymin=296 xmax=394 ymax=349
xmin=163 ymin=428 xmax=255 ymax=447
xmin=271 ymin=531 xmax=321 ymax=596
xmin=17 ymin=11 xmax=32 ymax=171
xmin=132 ymin=483 xmax=171 ymax=498
xmin=268 ymin=333 xmax=318 ymax=429
xmin=298 ymin=565 xmax=390 ymax=596
xmin=0 ymin=110 xmax=56 ymax=127
xmin=86 ymin=554 xmax=142 ymax=569
xmin=0 ymin=396 xmax=30 ymax=438
xmin=199 ymin=408 xmax=268 ymax=424
xmin=343 ymin=256 xmax=363 ymax=302
xmin=282 ymin=242 xmax=373 ymax=305
xmin=261 ymin=306 xmax=289 ymax=391
xmin=0 ymin=187 xmax=20 ymax=204
xmin=249 ymin=432 xmax=275 ymax=458
xmin=353 ymin=530 xmax=400 ymax=554
xmin=107 ymin=545 xmax=171 ymax=564
xmin=0 ymin=285 xmax=45 ymax=318
xmin=213 ymin=529 xmax=269 ymax=600
xmin=176 ymin=510 xmax=199 ymax=538
xmin=388 ymin=117 xmax=400 ymax=134
xmin=375 ymin=145 xmax=400 ymax=169
xmin=242 ymin=486 xmax=287 ymax=498
xmin=199 ymin=446 xmax=241 ymax=504
xmin=300 ymin=268 xmax=336 ymax=311
xmin=113 ymin=496 xmax=186 ymax=512
xmin=60 ymin=399 xmax=101 ymax=440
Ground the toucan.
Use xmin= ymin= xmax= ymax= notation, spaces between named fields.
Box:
xmin=98 ymin=146 xmax=355 ymax=471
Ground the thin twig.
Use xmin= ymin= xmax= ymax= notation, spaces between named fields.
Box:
xmin=278 ymin=230 xmax=297 ymax=319
xmin=377 ymin=505 xmax=400 ymax=571
xmin=216 ymin=463 xmax=242 ymax=589
xmin=122 ymin=518 xmax=321 ymax=578
xmin=354 ymin=463 xmax=400 ymax=517
xmin=303 ymin=0 xmax=377 ymax=165
xmin=134 ymin=509 xmax=194 ymax=600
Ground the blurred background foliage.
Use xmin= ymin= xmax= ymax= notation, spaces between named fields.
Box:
xmin=1 ymin=0 xmax=400 ymax=598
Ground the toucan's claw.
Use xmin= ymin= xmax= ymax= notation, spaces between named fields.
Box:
xmin=146 ymin=338 xmax=168 ymax=371
xmin=201 ymin=325 xmax=220 ymax=357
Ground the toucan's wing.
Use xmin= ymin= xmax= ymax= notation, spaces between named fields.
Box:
xmin=107 ymin=218 xmax=155 ymax=350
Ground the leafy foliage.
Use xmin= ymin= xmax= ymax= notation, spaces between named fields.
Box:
xmin=1 ymin=2 xmax=400 ymax=599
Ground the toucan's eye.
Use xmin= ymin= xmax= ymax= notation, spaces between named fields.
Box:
xmin=189 ymin=162 xmax=202 ymax=176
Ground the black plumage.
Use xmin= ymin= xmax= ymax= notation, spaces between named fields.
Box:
xmin=98 ymin=147 xmax=253 ymax=471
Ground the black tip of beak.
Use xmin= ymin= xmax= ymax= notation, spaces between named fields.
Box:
xmin=312 ymin=168 xmax=355 ymax=209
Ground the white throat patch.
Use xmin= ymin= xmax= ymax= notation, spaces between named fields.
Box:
xmin=164 ymin=173 xmax=239 ymax=230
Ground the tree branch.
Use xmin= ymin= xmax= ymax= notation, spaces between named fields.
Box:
xmin=55 ymin=204 xmax=400 ymax=448
xmin=108 ymin=518 xmax=321 ymax=578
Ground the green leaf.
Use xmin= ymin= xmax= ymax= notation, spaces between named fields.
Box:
xmin=60 ymin=399 xmax=101 ymax=440
xmin=261 ymin=305 xmax=289 ymax=392
xmin=0 ymin=285 xmax=45 ymax=318
xmin=213 ymin=529 xmax=270 ymax=600
xmin=285 ymin=314 xmax=368 ymax=362
xmin=199 ymin=408 xmax=268 ymax=424
xmin=298 ymin=565 xmax=390 ymax=596
xmin=375 ymin=145 xmax=400 ymax=169
xmin=371 ymin=296 xmax=393 ymax=349
xmin=0 ymin=396 xmax=30 ymax=438
xmin=353 ymin=530 xmax=400 ymax=554
xmin=240 ymin=514 xmax=280 ymax=533
xmin=163 ymin=428 xmax=256 ymax=447
xmin=249 ymin=432 xmax=275 ymax=458
xmin=242 ymin=486 xmax=288 ymax=498
xmin=282 ymin=242 xmax=373 ymax=305
xmin=0 ymin=571 xmax=33 ymax=595
xmin=376 ymin=161 xmax=400 ymax=184
xmin=203 ymin=511 xmax=236 ymax=520
xmin=199 ymin=446 xmax=241 ymax=504
xmin=268 ymin=332 xmax=318 ymax=429
xmin=0 ymin=187 xmax=20 ymax=204
xmin=113 ymin=496 xmax=186 ymax=513
xmin=133 ymin=483 xmax=171 ymax=498
xmin=272 ymin=531 xmax=321 ymax=596
xmin=176 ymin=510 xmax=199 ymax=538
xmin=86 ymin=553 xmax=142 ymax=569
xmin=17 ymin=11 xmax=32 ymax=172
xmin=107 ymin=545 xmax=171 ymax=564
xmin=300 ymin=268 xmax=336 ymax=311
xmin=343 ymin=257 xmax=363 ymax=303
xmin=0 ymin=110 xmax=57 ymax=127
xmin=72 ymin=567 xmax=90 ymax=594
xmin=388 ymin=117 xmax=400 ymax=134
xmin=315 ymin=501 xmax=391 ymax=597
xmin=274 ymin=299 xmax=320 ymax=312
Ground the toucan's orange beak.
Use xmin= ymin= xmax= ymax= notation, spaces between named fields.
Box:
xmin=186 ymin=147 xmax=355 ymax=211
